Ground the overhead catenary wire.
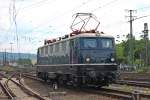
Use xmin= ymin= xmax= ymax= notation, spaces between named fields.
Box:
xmin=26 ymin=0 xmax=94 ymax=33
xmin=21 ymin=0 xmax=52 ymax=10
xmin=5 ymin=0 xmax=57 ymax=42
xmin=7 ymin=0 xmax=26 ymax=55
xmin=133 ymin=14 xmax=150 ymax=21
xmin=136 ymin=5 xmax=150 ymax=11
xmin=27 ymin=0 xmax=119 ymax=34
xmin=10 ymin=0 xmax=59 ymax=46
xmin=7 ymin=0 xmax=14 ymax=38
xmin=91 ymin=0 xmax=119 ymax=12
xmin=4 ymin=0 xmax=150 ymax=53
xmin=18 ymin=0 xmax=122 ymax=49
xmin=12 ymin=0 xmax=21 ymax=59
xmin=15 ymin=0 xmax=25 ymax=17
xmin=12 ymin=0 xmax=150 ymax=40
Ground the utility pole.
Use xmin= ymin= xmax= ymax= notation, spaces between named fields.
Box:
xmin=3 ymin=49 xmax=7 ymax=66
xmin=143 ymin=23 xmax=149 ymax=67
xmin=2 ymin=49 xmax=4 ymax=66
xmin=10 ymin=42 xmax=13 ymax=63
xmin=126 ymin=10 xmax=136 ymax=67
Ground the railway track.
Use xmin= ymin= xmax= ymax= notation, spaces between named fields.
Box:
xmin=100 ymin=87 xmax=150 ymax=100
xmin=116 ymin=80 xmax=150 ymax=88
xmin=0 ymin=73 xmax=16 ymax=100
xmin=2 ymin=72 xmax=150 ymax=100
xmin=0 ymin=80 xmax=15 ymax=99
xmin=120 ymin=72 xmax=150 ymax=82
xmin=24 ymin=73 xmax=150 ymax=88
xmin=122 ymin=77 xmax=150 ymax=82
xmin=0 ymin=72 xmax=48 ymax=100
xmin=23 ymin=73 xmax=150 ymax=100
xmin=23 ymin=73 xmax=131 ymax=99
xmin=23 ymin=73 xmax=44 ymax=82
xmin=83 ymin=87 xmax=132 ymax=99
xmin=10 ymin=78 xmax=46 ymax=100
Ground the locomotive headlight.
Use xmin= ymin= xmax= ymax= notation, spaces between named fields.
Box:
xmin=111 ymin=58 xmax=115 ymax=62
xmin=86 ymin=58 xmax=90 ymax=62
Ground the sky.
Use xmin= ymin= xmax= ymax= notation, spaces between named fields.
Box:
xmin=0 ymin=0 xmax=150 ymax=54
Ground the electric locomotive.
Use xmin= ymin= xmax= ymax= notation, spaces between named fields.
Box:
xmin=36 ymin=13 xmax=118 ymax=87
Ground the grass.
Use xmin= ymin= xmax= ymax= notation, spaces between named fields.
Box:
xmin=136 ymin=66 xmax=150 ymax=73
xmin=0 ymin=66 xmax=15 ymax=72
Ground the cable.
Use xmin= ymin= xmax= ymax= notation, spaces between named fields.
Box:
xmin=15 ymin=0 xmax=25 ymax=17
xmin=47 ymin=0 xmax=119 ymax=31
xmin=12 ymin=0 xmax=20 ymax=59
xmin=134 ymin=14 xmax=150 ymax=21
xmin=20 ymin=0 xmax=53 ymax=10
xmin=136 ymin=5 xmax=150 ymax=11
xmin=10 ymin=0 xmax=95 ymax=37
xmin=29 ymin=0 xmax=119 ymax=33
xmin=91 ymin=0 xmax=119 ymax=12
xmin=8 ymin=0 xmax=13 ymax=34
xmin=26 ymin=0 xmax=95 ymax=33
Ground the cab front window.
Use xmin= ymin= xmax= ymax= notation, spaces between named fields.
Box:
xmin=82 ymin=38 xmax=97 ymax=48
xmin=101 ymin=39 xmax=113 ymax=48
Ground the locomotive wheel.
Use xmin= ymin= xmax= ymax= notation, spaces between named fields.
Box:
xmin=45 ymin=72 xmax=49 ymax=82
xmin=37 ymin=72 xmax=41 ymax=78
xmin=72 ymin=76 xmax=83 ymax=87
xmin=52 ymin=82 xmax=58 ymax=90
xmin=58 ymin=75 xmax=65 ymax=86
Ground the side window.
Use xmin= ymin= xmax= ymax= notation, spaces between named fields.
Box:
xmin=48 ymin=46 xmax=51 ymax=55
xmin=38 ymin=48 xmax=41 ymax=56
xmin=70 ymin=40 xmax=74 ymax=48
xmin=66 ymin=41 xmax=69 ymax=52
xmin=55 ymin=43 xmax=59 ymax=52
xmin=41 ymin=47 xmax=44 ymax=56
xmin=50 ymin=45 xmax=53 ymax=53
xmin=45 ymin=46 xmax=48 ymax=55
xmin=62 ymin=41 xmax=66 ymax=51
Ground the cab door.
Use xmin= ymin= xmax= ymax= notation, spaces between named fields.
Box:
xmin=70 ymin=39 xmax=78 ymax=64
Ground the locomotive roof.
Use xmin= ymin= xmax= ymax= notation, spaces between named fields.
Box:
xmin=71 ymin=32 xmax=114 ymax=38
xmin=39 ymin=32 xmax=114 ymax=49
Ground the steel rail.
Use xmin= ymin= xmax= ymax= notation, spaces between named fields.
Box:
xmin=82 ymin=86 xmax=150 ymax=100
xmin=0 ymin=82 xmax=14 ymax=99
xmin=123 ymin=78 xmax=150 ymax=82
xmin=24 ymin=73 xmax=132 ymax=99
xmin=24 ymin=73 xmax=150 ymax=99
xmin=10 ymin=79 xmax=46 ymax=100
xmin=78 ymin=87 xmax=133 ymax=100
xmin=22 ymin=73 xmax=44 ymax=82
xmin=116 ymin=80 xmax=150 ymax=88
xmin=1 ymin=72 xmax=46 ymax=100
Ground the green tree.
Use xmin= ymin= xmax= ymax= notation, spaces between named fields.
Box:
xmin=116 ymin=38 xmax=150 ymax=66
xmin=17 ymin=58 xmax=32 ymax=65
xmin=116 ymin=42 xmax=127 ymax=64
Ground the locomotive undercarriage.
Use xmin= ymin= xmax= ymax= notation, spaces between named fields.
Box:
xmin=37 ymin=64 xmax=117 ymax=87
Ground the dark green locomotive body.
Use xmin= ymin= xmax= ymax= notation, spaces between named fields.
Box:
xmin=37 ymin=33 xmax=117 ymax=87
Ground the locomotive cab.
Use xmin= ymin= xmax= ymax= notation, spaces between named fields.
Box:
xmin=78 ymin=36 xmax=116 ymax=64
xmin=68 ymin=33 xmax=117 ymax=86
